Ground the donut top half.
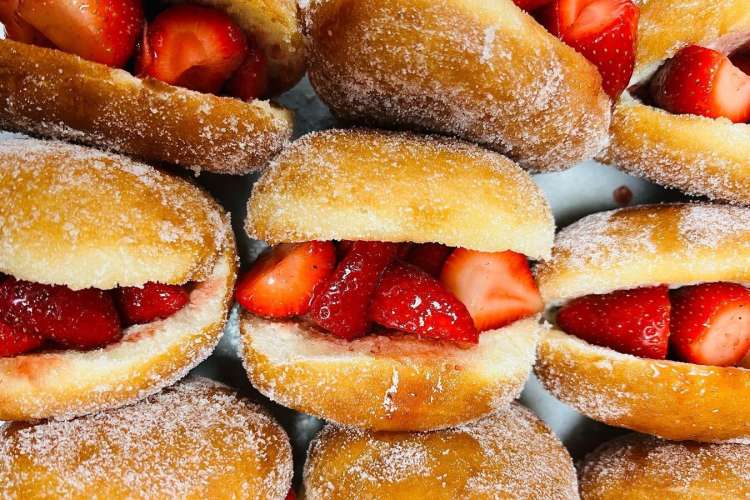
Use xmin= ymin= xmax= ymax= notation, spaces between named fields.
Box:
xmin=240 ymin=129 xmax=554 ymax=346
xmin=538 ymin=202 xmax=750 ymax=368
xmin=0 ymin=137 xmax=230 ymax=358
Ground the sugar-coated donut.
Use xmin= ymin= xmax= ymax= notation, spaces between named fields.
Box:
xmin=0 ymin=138 xmax=237 ymax=421
xmin=606 ymin=0 xmax=750 ymax=204
xmin=302 ymin=0 xmax=610 ymax=172
xmin=303 ymin=403 xmax=578 ymax=499
xmin=579 ymin=433 xmax=750 ymax=499
xmin=240 ymin=128 xmax=553 ymax=431
xmin=535 ymin=203 xmax=750 ymax=442
xmin=0 ymin=377 xmax=293 ymax=499
xmin=0 ymin=0 xmax=303 ymax=175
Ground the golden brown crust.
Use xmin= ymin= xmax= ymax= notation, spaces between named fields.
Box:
xmin=0 ymin=377 xmax=293 ymax=499
xmin=303 ymin=0 xmax=610 ymax=172
xmin=0 ymin=137 xmax=229 ymax=290
xmin=169 ymin=0 xmax=305 ymax=93
xmin=536 ymin=329 xmax=750 ymax=442
xmin=607 ymin=0 xmax=750 ymax=203
xmin=0 ymin=240 xmax=237 ymax=421
xmin=0 ymin=40 xmax=293 ymax=174
xmin=537 ymin=203 xmax=750 ymax=306
xmin=303 ymin=403 xmax=578 ymax=499
xmin=239 ymin=312 xmax=542 ymax=432
xmin=247 ymin=129 xmax=554 ymax=259
xmin=579 ymin=434 xmax=750 ymax=499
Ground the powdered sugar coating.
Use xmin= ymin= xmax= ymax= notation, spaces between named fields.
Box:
xmin=303 ymin=0 xmax=610 ymax=172
xmin=0 ymin=377 xmax=293 ymax=499
xmin=579 ymin=434 xmax=750 ymax=498
xmin=304 ymin=403 xmax=578 ymax=499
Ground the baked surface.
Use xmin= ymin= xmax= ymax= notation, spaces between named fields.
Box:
xmin=0 ymin=238 xmax=237 ymax=421
xmin=303 ymin=0 xmax=610 ymax=172
xmin=537 ymin=203 xmax=750 ymax=305
xmin=303 ymin=403 xmax=578 ymax=499
xmin=0 ymin=40 xmax=293 ymax=174
xmin=579 ymin=433 xmax=750 ymax=499
xmin=536 ymin=329 xmax=750 ymax=442
xmin=0 ymin=377 xmax=293 ymax=499
xmin=0 ymin=137 xmax=229 ymax=290
xmin=247 ymin=129 xmax=554 ymax=260
xmin=607 ymin=0 xmax=750 ymax=203
xmin=240 ymin=313 xmax=542 ymax=431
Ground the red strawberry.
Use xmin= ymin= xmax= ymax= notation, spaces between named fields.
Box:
xmin=0 ymin=277 xmax=121 ymax=349
xmin=369 ymin=262 xmax=478 ymax=343
xmin=556 ymin=286 xmax=670 ymax=359
xmin=15 ymin=0 xmax=143 ymax=67
xmin=0 ymin=0 xmax=50 ymax=45
xmin=651 ymin=45 xmax=750 ymax=123
xmin=136 ymin=5 xmax=247 ymax=93
xmin=237 ymin=241 xmax=336 ymax=319
xmin=224 ymin=39 xmax=268 ymax=101
xmin=405 ymin=243 xmax=454 ymax=277
xmin=440 ymin=249 xmax=543 ymax=331
xmin=670 ymin=283 xmax=750 ymax=366
xmin=285 ymin=490 xmax=296 ymax=500
xmin=539 ymin=0 xmax=638 ymax=99
xmin=309 ymin=241 xmax=399 ymax=340
xmin=116 ymin=282 xmax=190 ymax=325
xmin=513 ymin=0 xmax=554 ymax=12
xmin=0 ymin=321 xmax=43 ymax=357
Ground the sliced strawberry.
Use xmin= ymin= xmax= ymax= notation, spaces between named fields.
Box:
xmin=369 ymin=262 xmax=478 ymax=343
xmin=237 ymin=241 xmax=336 ymax=319
xmin=0 ymin=0 xmax=50 ymax=45
xmin=224 ymin=38 xmax=268 ymax=101
xmin=440 ymin=249 xmax=542 ymax=331
xmin=651 ymin=45 xmax=750 ymax=123
xmin=285 ymin=490 xmax=296 ymax=500
xmin=405 ymin=243 xmax=453 ymax=278
xmin=0 ymin=277 xmax=121 ymax=349
xmin=309 ymin=241 xmax=399 ymax=340
xmin=0 ymin=321 xmax=43 ymax=357
xmin=513 ymin=0 xmax=555 ymax=12
xmin=670 ymin=283 xmax=750 ymax=367
xmin=116 ymin=282 xmax=190 ymax=325
xmin=137 ymin=5 xmax=248 ymax=93
xmin=16 ymin=0 xmax=142 ymax=67
xmin=556 ymin=286 xmax=670 ymax=359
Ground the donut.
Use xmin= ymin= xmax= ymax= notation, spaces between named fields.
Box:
xmin=301 ymin=0 xmax=610 ymax=172
xmin=0 ymin=0 xmax=303 ymax=174
xmin=579 ymin=433 xmax=750 ymax=499
xmin=535 ymin=202 xmax=750 ymax=442
xmin=239 ymin=128 xmax=554 ymax=431
xmin=605 ymin=0 xmax=750 ymax=204
xmin=303 ymin=402 xmax=578 ymax=499
xmin=0 ymin=377 xmax=293 ymax=499
xmin=0 ymin=136 xmax=237 ymax=421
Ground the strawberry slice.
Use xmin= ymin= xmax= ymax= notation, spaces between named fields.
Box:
xmin=651 ymin=45 xmax=750 ymax=123
xmin=556 ymin=286 xmax=670 ymax=359
xmin=237 ymin=241 xmax=336 ymax=319
xmin=539 ymin=0 xmax=638 ymax=99
xmin=440 ymin=249 xmax=543 ymax=331
xmin=15 ymin=0 xmax=142 ymax=67
xmin=0 ymin=277 xmax=121 ymax=349
xmin=116 ymin=282 xmax=190 ymax=325
xmin=670 ymin=283 xmax=750 ymax=366
xmin=137 ymin=5 xmax=248 ymax=93
xmin=224 ymin=39 xmax=268 ymax=101
xmin=0 ymin=321 xmax=43 ymax=357
xmin=513 ymin=0 xmax=555 ymax=11
xmin=369 ymin=262 xmax=478 ymax=343
xmin=0 ymin=0 xmax=50 ymax=45
xmin=405 ymin=243 xmax=453 ymax=278
xmin=309 ymin=241 xmax=399 ymax=340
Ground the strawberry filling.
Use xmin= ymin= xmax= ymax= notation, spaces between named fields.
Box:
xmin=236 ymin=241 xmax=543 ymax=345
xmin=0 ymin=1 xmax=268 ymax=100
xmin=515 ymin=0 xmax=639 ymax=100
xmin=556 ymin=282 xmax=750 ymax=367
xmin=0 ymin=274 xmax=191 ymax=358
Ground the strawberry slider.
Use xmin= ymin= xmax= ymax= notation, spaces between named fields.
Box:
xmin=237 ymin=129 xmax=554 ymax=431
